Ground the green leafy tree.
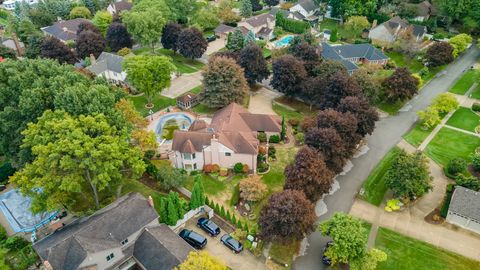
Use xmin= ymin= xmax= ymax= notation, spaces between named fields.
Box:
xmin=226 ymin=29 xmax=244 ymax=51
xmin=156 ymin=166 xmax=187 ymax=190
xmin=431 ymin=93 xmax=459 ymax=114
xmin=92 ymin=10 xmax=112 ymax=35
xmin=328 ymin=0 xmax=378 ymax=18
xmin=330 ymin=28 xmax=338 ymax=42
xmin=123 ymin=55 xmax=176 ymax=107
xmin=69 ymin=6 xmax=92 ymax=19
xmin=449 ymin=33 xmax=473 ymax=57
xmin=201 ymin=56 xmax=249 ymax=108
xmin=385 ymin=150 xmax=432 ymax=200
xmin=417 ymin=106 xmax=441 ymax=129
xmin=350 ymin=248 xmax=388 ymax=270
xmin=0 ymin=45 xmax=16 ymax=59
xmin=165 ymin=0 xmax=196 ymax=23
xmin=123 ymin=9 xmax=167 ymax=52
xmin=10 ymin=111 xmax=145 ymax=212
xmin=175 ymin=251 xmax=228 ymax=270
xmin=240 ymin=0 xmax=253 ymax=18
xmin=344 ymin=16 xmax=370 ymax=36
xmin=190 ymin=177 xmax=206 ymax=209
xmin=159 ymin=197 xmax=168 ymax=222
xmin=191 ymin=5 xmax=220 ymax=31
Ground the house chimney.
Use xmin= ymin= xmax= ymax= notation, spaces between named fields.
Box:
xmin=90 ymin=54 xmax=96 ymax=65
xmin=148 ymin=196 xmax=154 ymax=208
xmin=11 ymin=33 xmax=24 ymax=56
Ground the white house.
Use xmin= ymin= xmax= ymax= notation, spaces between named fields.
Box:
xmin=87 ymin=52 xmax=127 ymax=86
xmin=446 ymin=186 xmax=480 ymax=234
xmin=237 ymin=13 xmax=276 ymax=40
xmin=289 ymin=0 xmax=320 ymax=21
xmin=2 ymin=0 xmax=38 ymax=10
xmin=107 ymin=1 xmax=133 ymax=15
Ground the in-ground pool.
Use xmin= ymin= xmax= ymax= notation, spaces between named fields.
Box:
xmin=155 ymin=112 xmax=195 ymax=141
xmin=274 ymin=35 xmax=294 ymax=48
xmin=0 ymin=189 xmax=57 ymax=233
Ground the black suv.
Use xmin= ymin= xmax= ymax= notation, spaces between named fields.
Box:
xmin=179 ymin=229 xmax=207 ymax=249
xmin=220 ymin=234 xmax=243 ymax=253
xmin=197 ymin=217 xmax=221 ymax=236
xmin=322 ymin=241 xmax=334 ymax=265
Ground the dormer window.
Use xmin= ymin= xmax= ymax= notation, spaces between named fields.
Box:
xmin=121 ymin=238 xmax=128 ymax=245
xmin=106 ymin=253 xmax=115 ymax=261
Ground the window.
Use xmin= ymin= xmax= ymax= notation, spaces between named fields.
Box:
xmin=106 ymin=253 xmax=115 ymax=261
xmin=183 ymin=153 xmax=192 ymax=160
xmin=225 ymin=152 xmax=231 ymax=157
xmin=192 ymin=153 xmax=196 ymax=159
xmin=193 ymin=163 xmax=197 ymax=170
xmin=121 ymin=238 xmax=128 ymax=245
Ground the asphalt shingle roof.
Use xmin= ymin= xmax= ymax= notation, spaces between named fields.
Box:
xmin=449 ymin=186 xmax=480 ymax=222
xmin=87 ymin=52 xmax=124 ymax=75
xmin=41 ymin=18 xmax=90 ymax=42
xmin=297 ymin=0 xmax=318 ymax=12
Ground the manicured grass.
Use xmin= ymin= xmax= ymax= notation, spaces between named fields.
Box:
xmin=360 ymin=147 xmax=402 ymax=206
xmin=449 ymin=69 xmax=480 ymax=95
xmin=377 ymin=100 xmax=405 ymax=116
xmin=446 ymin=107 xmax=480 ymax=132
xmin=189 ymin=85 xmax=203 ymax=94
xmin=375 ymin=227 xmax=480 ymax=270
xmin=273 ymin=103 xmax=304 ymax=121
xmin=403 ymin=124 xmax=434 ymax=148
xmin=262 ymin=48 xmax=272 ymax=59
xmin=126 ymin=94 xmax=175 ymax=116
xmin=133 ymin=47 xmax=205 ymax=74
xmin=191 ymin=103 xmax=217 ymax=115
xmin=122 ymin=179 xmax=167 ymax=215
xmin=469 ymin=83 xmax=480 ymax=100
xmin=203 ymin=30 xmax=214 ymax=38
xmin=425 ymin=127 xmax=480 ymax=167
xmin=385 ymin=51 xmax=424 ymax=73
xmin=269 ymin=240 xmax=300 ymax=267
xmin=273 ymin=97 xmax=317 ymax=121
xmin=318 ymin=19 xmax=359 ymax=41
xmin=183 ymin=174 xmax=227 ymax=195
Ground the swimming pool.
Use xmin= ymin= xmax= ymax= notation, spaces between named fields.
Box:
xmin=0 ymin=189 xmax=57 ymax=233
xmin=155 ymin=112 xmax=195 ymax=141
xmin=274 ymin=35 xmax=294 ymax=48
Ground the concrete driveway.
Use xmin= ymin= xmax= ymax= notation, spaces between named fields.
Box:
xmin=206 ymin=37 xmax=226 ymax=56
xmin=183 ymin=217 xmax=267 ymax=270
xmin=162 ymin=72 xmax=202 ymax=98
xmin=248 ymin=87 xmax=282 ymax=115
xmin=293 ymin=46 xmax=480 ymax=270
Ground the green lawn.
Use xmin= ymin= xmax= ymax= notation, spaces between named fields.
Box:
xmin=272 ymin=97 xmax=317 ymax=121
xmin=133 ymin=48 xmax=205 ymax=74
xmin=262 ymin=48 xmax=272 ymax=59
xmin=269 ymin=240 xmax=300 ymax=267
xmin=425 ymin=127 xmax=480 ymax=167
xmin=377 ymin=100 xmax=406 ymax=116
xmin=360 ymin=147 xmax=402 ymax=206
xmin=446 ymin=107 xmax=480 ymax=132
xmin=449 ymin=69 xmax=480 ymax=95
xmin=318 ymin=19 xmax=359 ymax=41
xmin=122 ymin=179 xmax=167 ymax=215
xmin=375 ymin=227 xmax=480 ymax=270
xmin=127 ymin=94 xmax=175 ymax=116
xmin=469 ymin=83 xmax=480 ymax=99
xmin=183 ymin=174 xmax=227 ymax=195
xmin=403 ymin=124 xmax=434 ymax=148
xmin=191 ymin=103 xmax=217 ymax=115
xmin=189 ymin=85 xmax=203 ymax=94
xmin=385 ymin=51 xmax=424 ymax=73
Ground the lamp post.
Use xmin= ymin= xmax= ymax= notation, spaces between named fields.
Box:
xmin=149 ymin=109 xmax=154 ymax=121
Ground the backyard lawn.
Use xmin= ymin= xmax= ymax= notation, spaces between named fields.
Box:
xmin=445 ymin=107 xmax=480 ymax=132
xmin=360 ymin=147 xmax=402 ymax=206
xmin=133 ymin=47 xmax=205 ymax=74
xmin=189 ymin=85 xmax=203 ymax=94
xmin=425 ymin=127 xmax=480 ymax=167
xmin=127 ymin=94 xmax=176 ymax=116
xmin=318 ymin=19 xmax=359 ymax=41
xmin=375 ymin=227 xmax=480 ymax=270
xmin=122 ymin=179 xmax=167 ymax=215
xmin=272 ymin=97 xmax=317 ymax=121
xmin=449 ymin=69 xmax=480 ymax=95
xmin=385 ymin=51 xmax=423 ymax=73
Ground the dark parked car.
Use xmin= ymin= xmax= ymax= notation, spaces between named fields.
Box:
xmin=197 ymin=217 xmax=221 ymax=236
xmin=179 ymin=229 xmax=207 ymax=249
xmin=322 ymin=241 xmax=334 ymax=265
xmin=220 ymin=234 xmax=243 ymax=253
xmin=206 ymin=35 xmax=217 ymax=42
xmin=0 ymin=185 xmax=5 ymax=192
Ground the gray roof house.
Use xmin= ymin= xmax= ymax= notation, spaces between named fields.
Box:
xmin=107 ymin=1 xmax=133 ymax=15
xmin=41 ymin=18 xmax=90 ymax=43
xmin=289 ymin=0 xmax=320 ymax=21
xmin=33 ymin=193 xmax=194 ymax=270
xmin=237 ymin=13 xmax=276 ymax=40
xmin=446 ymin=186 xmax=480 ymax=234
xmin=368 ymin=16 xmax=427 ymax=45
xmin=321 ymin=42 xmax=389 ymax=74
xmin=87 ymin=52 xmax=127 ymax=86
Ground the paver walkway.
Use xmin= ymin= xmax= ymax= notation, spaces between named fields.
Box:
xmin=162 ymin=71 xmax=202 ymax=98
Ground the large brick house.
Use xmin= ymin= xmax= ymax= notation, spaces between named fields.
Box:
xmin=170 ymin=103 xmax=281 ymax=172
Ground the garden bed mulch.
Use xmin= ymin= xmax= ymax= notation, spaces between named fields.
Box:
xmin=467 ymin=164 xmax=480 ymax=177
xmin=424 ymin=208 xmax=445 ymax=225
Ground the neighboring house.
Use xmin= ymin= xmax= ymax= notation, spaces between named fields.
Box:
xmin=321 ymin=42 xmax=389 ymax=74
xmin=107 ymin=1 xmax=133 ymax=15
xmin=1 ymin=36 xmax=24 ymax=56
xmin=368 ymin=16 xmax=427 ymax=45
xmin=238 ymin=13 xmax=276 ymax=40
xmin=214 ymin=24 xmax=235 ymax=39
xmin=446 ymin=186 xmax=480 ymax=234
xmin=41 ymin=18 xmax=90 ymax=43
xmin=87 ymin=52 xmax=127 ymax=86
xmin=170 ymin=103 xmax=281 ymax=172
xmin=2 ymin=0 xmax=38 ymax=10
xmin=413 ymin=0 xmax=434 ymax=22
xmin=269 ymin=7 xmax=290 ymax=18
xmin=177 ymin=92 xmax=199 ymax=110
xmin=33 ymin=193 xmax=194 ymax=270
xmin=288 ymin=0 xmax=320 ymax=22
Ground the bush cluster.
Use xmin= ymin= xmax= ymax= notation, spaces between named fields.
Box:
xmin=472 ymin=103 xmax=480 ymax=112
xmin=275 ymin=13 xmax=309 ymax=34
xmin=268 ymin=134 xmax=280 ymax=143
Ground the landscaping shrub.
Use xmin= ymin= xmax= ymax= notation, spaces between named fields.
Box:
xmin=226 ymin=210 xmax=231 ymax=222
xmin=446 ymin=158 xmax=467 ymax=176
xmin=219 ymin=167 xmax=228 ymax=176
xmin=220 ymin=205 xmax=226 ymax=218
xmin=234 ymin=163 xmax=244 ymax=174
xmin=432 ymin=33 xmax=445 ymax=40
xmin=268 ymin=134 xmax=280 ymax=143
xmin=275 ymin=12 xmax=309 ymax=34
xmin=471 ymin=153 xmax=480 ymax=171
xmin=143 ymin=150 xmax=156 ymax=160
xmin=190 ymin=170 xmax=200 ymax=176
xmin=330 ymin=29 xmax=338 ymax=42
xmin=288 ymin=118 xmax=299 ymax=127
xmin=295 ymin=132 xmax=304 ymax=145
xmin=455 ymin=174 xmax=480 ymax=191
xmin=0 ymin=162 xmax=15 ymax=184
xmin=117 ymin=47 xmax=132 ymax=56
xmin=144 ymin=160 xmax=158 ymax=176
xmin=257 ymin=162 xmax=269 ymax=173
xmin=258 ymin=146 xmax=267 ymax=155
xmin=4 ymin=236 xmax=28 ymax=251
xmin=440 ymin=184 xmax=455 ymax=218
xmin=257 ymin=132 xmax=267 ymax=142
xmin=0 ymin=225 xmax=6 ymax=243
xmin=472 ymin=103 xmax=480 ymax=112
xmin=268 ymin=146 xmax=276 ymax=159
xmin=242 ymin=164 xmax=249 ymax=173
xmin=203 ymin=164 xmax=213 ymax=173
xmin=212 ymin=164 xmax=220 ymax=173
xmin=230 ymin=183 xmax=240 ymax=206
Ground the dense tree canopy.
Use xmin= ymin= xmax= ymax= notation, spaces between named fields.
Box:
xmin=10 ymin=111 xmax=145 ymax=212
xmin=40 ymin=36 xmax=76 ymax=64
xmin=382 ymin=67 xmax=419 ymax=102
xmin=69 ymin=6 xmax=92 ymax=19
xmin=237 ymin=44 xmax=270 ymax=86
xmin=123 ymin=8 xmax=167 ymax=51
xmin=92 ymin=10 xmax=113 ymax=35
xmin=426 ymin=42 xmax=454 ymax=67
xmin=174 ymin=251 xmax=227 ymax=270
xmin=76 ymin=30 xmax=106 ymax=59
xmin=259 ymin=190 xmax=316 ymax=243
xmin=284 ymin=146 xmax=335 ymax=202
xmin=240 ymin=0 xmax=253 ymax=18
xmin=328 ymin=0 xmax=378 ymax=18
xmin=226 ymin=29 xmax=244 ymax=51
xmin=338 ymin=96 xmax=378 ymax=137
xmin=161 ymin=23 xmax=183 ymax=52
xmin=177 ymin=27 xmax=208 ymax=59
xmin=271 ymin=55 xmax=307 ymax=97
xmin=318 ymin=70 xmax=362 ymax=109
xmin=190 ymin=5 xmax=220 ymax=31
xmin=106 ymin=22 xmax=133 ymax=52
xmin=448 ymin=33 xmax=473 ymax=57
xmin=201 ymin=56 xmax=249 ymax=108
xmin=317 ymin=109 xmax=360 ymax=153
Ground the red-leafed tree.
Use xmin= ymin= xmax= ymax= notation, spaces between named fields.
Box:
xmin=305 ymin=127 xmax=346 ymax=173
xmin=426 ymin=41 xmax=454 ymax=67
xmin=338 ymin=96 xmax=378 ymax=137
xmin=161 ymin=23 xmax=182 ymax=52
xmin=318 ymin=70 xmax=362 ymax=109
xmin=76 ymin=30 xmax=106 ymax=59
xmin=106 ymin=22 xmax=133 ymax=52
xmin=237 ymin=44 xmax=270 ymax=86
xmin=259 ymin=190 xmax=316 ymax=243
xmin=40 ymin=36 xmax=77 ymax=64
xmin=271 ymin=55 xmax=307 ymax=97
xmin=177 ymin=27 xmax=208 ymax=59
xmin=382 ymin=67 xmax=419 ymax=102
xmin=316 ymin=109 xmax=360 ymax=153
xmin=284 ymin=146 xmax=335 ymax=202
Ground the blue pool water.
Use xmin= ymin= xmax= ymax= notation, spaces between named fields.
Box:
xmin=155 ymin=112 xmax=195 ymax=141
xmin=274 ymin=35 xmax=294 ymax=48
xmin=0 ymin=189 xmax=57 ymax=233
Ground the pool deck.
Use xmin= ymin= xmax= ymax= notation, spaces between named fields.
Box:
xmin=0 ymin=186 xmax=16 ymax=236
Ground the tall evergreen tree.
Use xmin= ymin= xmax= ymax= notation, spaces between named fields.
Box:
xmin=240 ymin=0 xmax=253 ymax=17
xmin=226 ymin=29 xmax=244 ymax=51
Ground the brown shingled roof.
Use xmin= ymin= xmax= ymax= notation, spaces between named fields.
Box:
xmin=172 ymin=131 xmax=213 ymax=153
xmin=180 ymin=139 xmax=196 ymax=153
xmin=189 ymin=120 xmax=208 ymax=131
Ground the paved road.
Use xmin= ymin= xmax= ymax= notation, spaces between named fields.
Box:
xmin=292 ymin=46 xmax=480 ymax=270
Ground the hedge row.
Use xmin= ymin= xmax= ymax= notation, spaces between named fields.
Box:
xmin=206 ymin=197 xmax=252 ymax=234
xmin=275 ymin=12 xmax=310 ymax=34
